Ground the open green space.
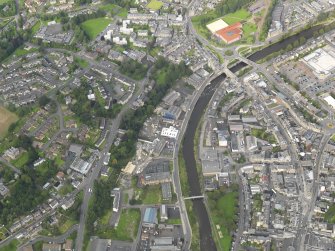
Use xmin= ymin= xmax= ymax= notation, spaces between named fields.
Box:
xmin=0 ymin=106 xmax=18 ymax=138
xmin=132 ymin=185 xmax=162 ymax=204
xmin=251 ymin=128 xmax=277 ymax=144
xmin=325 ymin=204 xmax=335 ymax=223
xmin=74 ymin=57 xmax=88 ymax=68
xmin=0 ymin=227 xmax=8 ymax=241
xmin=81 ymin=18 xmax=112 ymax=39
xmin=208 ymin=188 xmax=239 ymax=251
xmin=99 ymin=3 xmax=127 ymax=17
xmin=13 ymin=47 xmax=38 ymax=57
xmin=100 ymin=210 xmax=113 ymax=225
xmin=59 ymin=218 xmax=76 ymax=234
xmin=99 ymin=3 xmax=118 ymax=12
xmin=331 ymin=134 xmax=335 ymax=142
xmin=0 ymin=239 xmax=19 ymax=251
xmin=11 ymin=151 xmax=29 ymax=168
xmin=113 ymin=209 xmax=140 ymax=241
xmin=222 ymin=9 xmax=250 ymax=25
xmin=147 ymin=0 xmax=163 ymax=10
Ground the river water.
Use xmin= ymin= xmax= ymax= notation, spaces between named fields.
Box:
xmin=181 ymin=23 xmax=331 ymax=251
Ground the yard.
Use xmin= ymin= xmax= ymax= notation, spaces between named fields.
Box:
xmin=81 ymin=18 xmax=112 ymax=40
xmin=0 ymin=106 xmax=18 ymax=138
xmin=112 ymin=209 xmax=141 ymax=241
xmin=11 ymin=151 xmax=29 ymax=168
xmin=147 ymin=0 xmax=163 ymax=10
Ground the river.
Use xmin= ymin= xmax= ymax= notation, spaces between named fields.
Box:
xmin=181 ymin=23 xmax=331 ymax=251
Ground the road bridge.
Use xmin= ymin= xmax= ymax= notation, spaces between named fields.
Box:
xmin=183 ymin=195 xmax=205 ymax=200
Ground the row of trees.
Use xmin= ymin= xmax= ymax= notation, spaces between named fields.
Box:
xmin=119 ymin=59 xmax=149 ymax=80
xmin=259 ymin=0 xmax=278 ymax=41
xmin=0 ymin=24 xmax=29 ymax=62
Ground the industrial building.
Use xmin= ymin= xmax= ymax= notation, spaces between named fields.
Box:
xmin=143 ymin=207 xmax=158 ymax=228
xmin=303 ymin=47 xmax=335 ymax=79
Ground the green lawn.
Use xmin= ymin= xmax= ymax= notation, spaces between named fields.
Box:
xmin=113 ymin=209 xmax=140 ymax=241
xmin=99 ymin=3 xmax=118 ymax=12
xmin=81 ymin=18 xmax=112 ymax=40
xmin=117 ymin=8 xmax=128 ymax=18
xmin=208 ymin=189 xmax=239 ymax=251
xmin=147 ymin=0 xmax=163 ymax=10
xmin=74 ymin=57 xmax=88 ymax=68
xmin=0 ymin=240 xmax=19 ymax=251
xmin=11 ymin=151 xmax=29 ymax=168
xmin=100 ymin=4 xmax=127 ymax=17
xmin=325 ymin=204 xmax=335 ymax=223
xmin=14 ymin=47 xmax=38 ymax=57
xmin=100 ymin=210 xmax=112 ymax=225
xmin=166 ymin=218 xmax=182 ymax=224
xmin=331 ymin=134 xmax=335 ymax=141
xmin=133 ymin=185 xmax=162 ymax=204
xmin=222 ymin=9 xmax=250 ymax=25
xmin=251 ymin=128 xmax=277 ymax=144
xmin=59 ymin=219 xmax=76 ymax=234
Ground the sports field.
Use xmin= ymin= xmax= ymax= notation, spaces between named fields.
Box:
xmin=81 ymin=18 xmax=112 ymax=40
xmin=0 ymin=106 xmax=18 ymax=138
xmin=147 ymin=0 xmax=163 ymax=10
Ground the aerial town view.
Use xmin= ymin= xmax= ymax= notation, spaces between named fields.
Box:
xmin=0 ymin=0 xmax=335 ymax=250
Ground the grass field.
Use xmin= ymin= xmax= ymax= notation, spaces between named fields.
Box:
xmin=222 ymin=9 xmax=250 ymax=25
xmin=113 ymin=209 xmax=140 ymax=241
xmin=0 ymin=240 xmax=19 ymax=251
xmin=208 ymin=190 xmax=239 ymax=251
xmin=81 ymin=18 xmax=112 ymax=40
xmin=14 ymin=47 xmax=38 ymax=57
xmin=0 ymin=106 xmax=18 ymax=138
xmin=147 ymin=0 xmax=163 ymax=10
xmin=99 ymin=3 xmax=117 ymax=12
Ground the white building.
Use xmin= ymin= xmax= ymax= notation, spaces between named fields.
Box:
xmin=323 ymin=95 xmax=335 ymax=109
xmin=161 ymin=126 xmax=178 ymax=139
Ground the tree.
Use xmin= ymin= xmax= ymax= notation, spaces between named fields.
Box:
xmin=38 ymin=95 xmax=51 ymax=107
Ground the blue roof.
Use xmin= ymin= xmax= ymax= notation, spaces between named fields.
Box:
xmin=143 ymin=207 xmax=157 ymax=224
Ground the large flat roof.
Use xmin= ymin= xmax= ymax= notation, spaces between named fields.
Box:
xmin=303 ymin=48 xmax=335 ymax=76
xmin=324 ymin=95 xmax=335 ymax=109
xmin=206 ymin=19 xmax=228 ymax=33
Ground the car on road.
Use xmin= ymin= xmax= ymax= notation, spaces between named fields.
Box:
xmin=88 ymin=188 xmax=92 ymax=193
